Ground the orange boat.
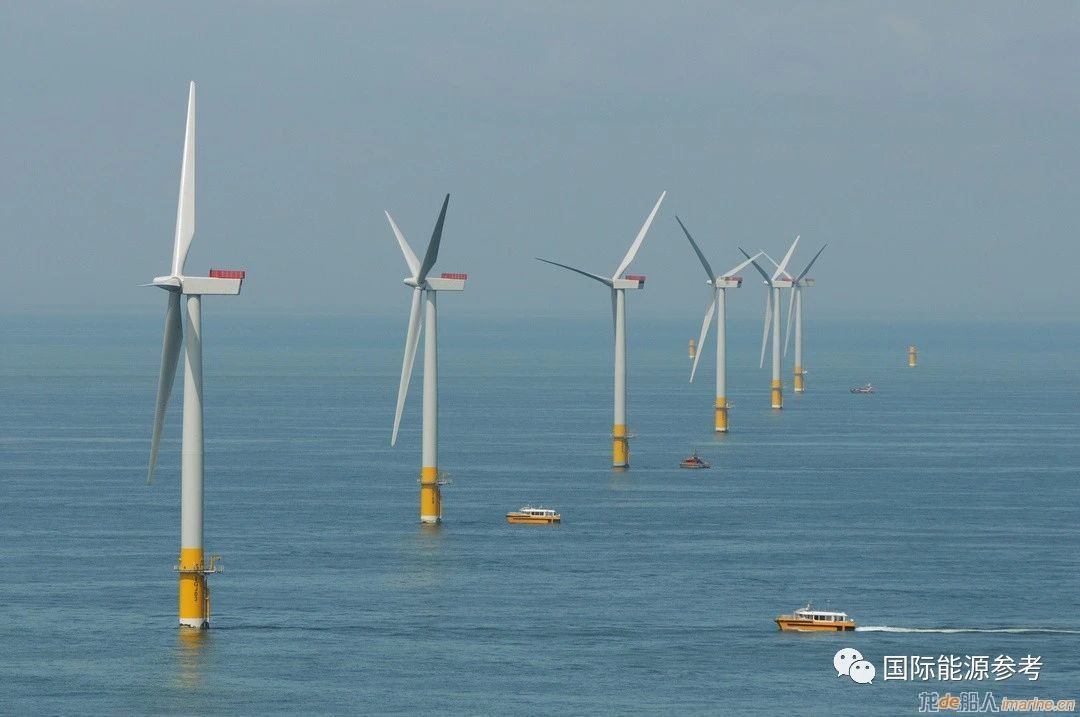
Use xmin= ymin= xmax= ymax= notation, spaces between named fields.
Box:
xmin=679 ymin=452 xmax=711 ymax=469
xmin=506 ymin=506 xmax=561 ymax=525
xmin=775 ymin=604 xmax=856 ymax=632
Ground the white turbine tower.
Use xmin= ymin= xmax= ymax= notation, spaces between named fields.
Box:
xmin=676 ymin=216 xmax=761 ymax=432
xmin=387 ymin=194 xmax=466 ymax=524
xmin=782 ymin=244 xmax=827 ymax=392
xmin=537 ymin=191 xmax=666 ymax=468
xmin=740 ymin=236 xmax=798 ymax=409
xmin=147 ymin=82 xmax=246 ymax=629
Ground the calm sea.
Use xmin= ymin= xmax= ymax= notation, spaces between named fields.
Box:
xmin=1 ymin=314 xmax=1078 ymax=715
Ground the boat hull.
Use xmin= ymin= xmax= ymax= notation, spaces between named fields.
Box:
xmin=507 ymin=514 xmax=560 ymax=525
xmin=775 ymin=618 xmax=855 ymax=632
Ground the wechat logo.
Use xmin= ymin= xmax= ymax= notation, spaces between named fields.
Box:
xmin=834 ymin=648 xmax=876 ymax=684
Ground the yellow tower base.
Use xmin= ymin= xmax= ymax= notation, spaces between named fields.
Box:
xmin=908 ymin=346 xmax=917 ymax=367
xmin=178 ymin=547 xmax=210 ymax=629
xmin=793 ymin=366 xmax=805 ymax=393
xmin=420 ymin=466 xmax=441 ymax=524
xmin=714 ymin=397 xmax=728 ymax=432
xmin=613 ymin=423 xmax=629 ymax=468
xmin=771 ymin=379 xmax=783 ymax=409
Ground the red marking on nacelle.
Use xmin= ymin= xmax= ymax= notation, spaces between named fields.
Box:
xmin=625 ymin=274 xmax=646 ymax=282
xmin=440 ymin=272 xmax=468 ymax=280
xmin=209 ymin=269 xmax=246 ymax=279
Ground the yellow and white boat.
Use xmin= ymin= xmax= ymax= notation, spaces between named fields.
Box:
xmin=506 ymin=506 xmax=561 ymax=524
xmin=775 ymin=604 xmax=855 ymax=632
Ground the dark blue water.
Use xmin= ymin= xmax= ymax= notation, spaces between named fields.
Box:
xmin=2 ymin=315 xmax=1078 ymax=714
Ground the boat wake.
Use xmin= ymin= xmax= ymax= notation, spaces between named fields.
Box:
xmin=856 ymin=626 xmax=1080 ymax=635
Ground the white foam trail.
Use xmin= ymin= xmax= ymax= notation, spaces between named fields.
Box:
xmin=856 ymin=626 xmax=1080 ymax=635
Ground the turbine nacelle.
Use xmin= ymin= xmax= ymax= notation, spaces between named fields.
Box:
xmin=402 ymin=273 xmax=467 ymax=292
xmin=151 ymin=272 xmax=244 ymax=296
xmin=709 ymin=276 xmax=743 ymax=289
xmin=612 ymin=275 xmax=645 ymax=290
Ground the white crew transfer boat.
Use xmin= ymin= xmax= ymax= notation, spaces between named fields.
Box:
xmin=775 ymin=604 xmax=856 ymax=632
xmin=506 ymin=506 xmax=561 ymax=525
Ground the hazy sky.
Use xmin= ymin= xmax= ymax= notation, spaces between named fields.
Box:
xmin=3 ymin=1 xmax=1079 ymax=322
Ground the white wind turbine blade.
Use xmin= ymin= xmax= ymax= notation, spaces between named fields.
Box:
xmin=795 ymin=244 xmax=828 ymax=283
xmin=613 ymin=191 xmax=666 ymax=278
xmin=690 ymin=293 xmax=717 ymax=383
xmin=783 ymin=287 xmax=796 ymax=356
xmin=740 ymin=248 xmax=773 ymax=286
xmin=759 ymin=291 xmax=772 ymax=369
xmin=148 ymin=292 xmax=183 ymax=483
xmin=171 ymin=82 xmax=196 ymax=277
xmin=762 ymin=253 xmax=796 ymax=282
xmin=416 ymin=194 xmax=449 ymax=284
xmin=675 ymin=215 xmax=714 ymax=282
xmin=772 ymin=235 xmax=800 ymax=281
xmin=391 ymin=288 xmax=423 ymax=446
xmin=610 ymin=289 xmax=617 ymax=333
xmin=720 ymin=252 xmax=762 ymax=278
xmin=385 ymin=211 xmax=420 ymax=278
xmin=536 ymin=258 xmax=614 ymax=287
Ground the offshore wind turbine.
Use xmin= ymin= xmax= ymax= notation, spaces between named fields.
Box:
xmin=147 ymin=82 xmax=246 ymax=629
xmin=782 ymin=244 xmax=827 ymax=392
xmin=388 ymin=194 xmax=466 ymax=524
xmin=537 ymin=191 xmax=666 ymax=468
xmin=741 ymin=236 xmax=798 ymax=409
xmin=675 ymin=216 xmax=761 ymax=432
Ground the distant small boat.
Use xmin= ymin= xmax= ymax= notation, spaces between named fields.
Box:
xmin=776 ymin=604 xmax=856 ymax=632
xmin=679 ymin=452 xmax=711 ymax=469
xmin=506 ymin=506 xmax=560 ymax=524
xmin=850 ymin=383 xmax=874 ymax=394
